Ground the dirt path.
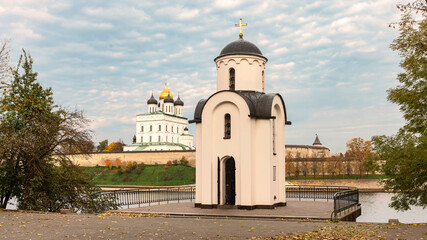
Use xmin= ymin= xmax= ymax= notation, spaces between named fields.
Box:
xmin=1 ymin=210 xmax=426 ymax=239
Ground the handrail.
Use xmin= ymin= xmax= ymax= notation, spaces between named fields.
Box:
xmin=285 ymin=184 xmax=359 ymax=219
xmin=100 ymin=185 xmax=195 ymax=208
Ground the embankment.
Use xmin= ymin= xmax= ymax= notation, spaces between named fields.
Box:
xmin=286 ymin=179 xmax=385 ymax=192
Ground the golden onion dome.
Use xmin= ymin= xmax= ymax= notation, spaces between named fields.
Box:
xmin=159 ymin=83 xmax=173 ymax=100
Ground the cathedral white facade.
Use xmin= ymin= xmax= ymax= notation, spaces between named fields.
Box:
xmin=191 ymin=25 xmax=291 ymax=209
xmin=124 ymin=84 xmax=194 ymax=151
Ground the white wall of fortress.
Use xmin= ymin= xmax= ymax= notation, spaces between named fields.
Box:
xmin=68 ymin=150 xmax=196 ymax=167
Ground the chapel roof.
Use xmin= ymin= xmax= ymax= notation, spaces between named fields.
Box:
xmin=215 ymin=37 xmax=267 ymax=61
xmin=190 ymin=90 xmax=291 ymax=125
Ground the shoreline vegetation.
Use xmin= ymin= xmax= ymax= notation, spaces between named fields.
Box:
xmin=80 ymin=165 xmax=385 ymax=191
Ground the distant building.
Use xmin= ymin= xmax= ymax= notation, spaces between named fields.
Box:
xmin=285 ymin=134 xmax=330 ymax=158
xmin=124 ymin=84 xmax=194 ymax=151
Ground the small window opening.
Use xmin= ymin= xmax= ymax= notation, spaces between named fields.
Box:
xmin=224 ymin=114 xmax=231 ymax=139
xmin=229 ymin=68 xmax=235 ymax=90
xmin=262 ymin=70 xmax=265 ymax=92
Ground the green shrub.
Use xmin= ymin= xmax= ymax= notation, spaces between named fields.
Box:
xmin=180 ymin=156 xmax=188 ymax=166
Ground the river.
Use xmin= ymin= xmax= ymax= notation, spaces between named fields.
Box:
xmin=357 ymin=192 xmax=427 ymax=223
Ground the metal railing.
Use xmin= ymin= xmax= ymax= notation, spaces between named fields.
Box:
xmin=100 ymin=184 xmax=359 ymax=219
xmin=332 ymin=188 xmax=359 ymax=218
xmin=285 ymin=185 xmax=359 ymax=218
xmin=100 ymin=186 xmax=195 ymax=209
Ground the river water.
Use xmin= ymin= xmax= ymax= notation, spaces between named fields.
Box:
xmin=357 ymin=192 xmax=427 ymax=223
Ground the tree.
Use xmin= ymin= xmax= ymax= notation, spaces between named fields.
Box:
xmin=0 ymin=40 xmax=11 ymax=81
xmin=97 ymin=139 xmax=108 ymax=152
xmin=0 ymin=50 xmax=117 ymax=212
xmin=104 ymin=140 xmax=125 ymax=152
xmin=372 ymin=1 xmax=427 ymax=211
xmin=345 ymin=137 xmax=374 ymax=176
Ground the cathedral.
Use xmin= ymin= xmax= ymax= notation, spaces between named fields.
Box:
xmin=124 ymin=84 xmax=194 ymax=151
xmin=190 ymin=20 xmax=291 ymax=209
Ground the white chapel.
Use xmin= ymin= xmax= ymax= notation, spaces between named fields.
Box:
xmin=190 ymin=20 xmax=291 ymax=209
xmin=124 ymin=84 xmax=194 ymax=151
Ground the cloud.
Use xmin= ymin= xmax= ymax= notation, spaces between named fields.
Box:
xmin=0 ymin=0 xmax=403 ymax=150
xmin=84 ymin=7 xmax=151 ymax=21
xmin=11 ymin=22 xmax=41 ymax=39
xmin=213 ymin=0 xmax=243 ymax=9
xmin=155 ymin=6 xmax=200 ymax=20
xmin=0 ymin=4 xmax=58 ymax=21
xmin=269 ymin=62 xmax=295 ymax=70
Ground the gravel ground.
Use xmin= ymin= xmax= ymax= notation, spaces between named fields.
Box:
xmin=0 ymin=210 xmax=426 ymax=239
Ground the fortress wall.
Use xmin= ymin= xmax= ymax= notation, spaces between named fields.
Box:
xmin=67 ymin=150 xmax=196 ymax=167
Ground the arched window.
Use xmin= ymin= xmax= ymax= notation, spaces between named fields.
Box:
xmin=224 ymin=114 xmax=231 ymax=139
xmin=141 ymin=126 xmax=144 ymax=132
xmin=229 ymin=68 xmax=235 ymax=90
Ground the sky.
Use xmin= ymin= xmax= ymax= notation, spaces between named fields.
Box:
xmin=0 ymin=0 xmax=407 ymax=153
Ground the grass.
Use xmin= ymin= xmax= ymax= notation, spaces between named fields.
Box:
xmin=286 ymin=174 xmax=387 ymax=180
xmin=79 ymin=165 xmax=195 ymax=186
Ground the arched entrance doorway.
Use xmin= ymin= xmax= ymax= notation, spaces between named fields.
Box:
xmin=224 ymin=157 xmax=235 ymax=205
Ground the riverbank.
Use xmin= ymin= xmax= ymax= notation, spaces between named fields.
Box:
xmin=286 ymin=179 xmax=385 ymax=192
xmin=0 ymin=210 xmax=425 ymax=239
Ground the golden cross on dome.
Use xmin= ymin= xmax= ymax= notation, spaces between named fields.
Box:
xmin=235 ymin=18 xmax=247 ymax=38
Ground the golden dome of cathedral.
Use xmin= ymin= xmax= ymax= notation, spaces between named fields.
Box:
xmin=159 ymin=83 xmax=173 ymax=100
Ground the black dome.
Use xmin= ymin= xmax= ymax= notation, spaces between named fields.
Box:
xmin=174 ymin=96 xmax=184 ymax=106
xmin=215 ymin=38 xmax=267 ymax=61
xmin=147 ymin=93 xmax=157 ymax=104
xmin=164 ymin=94 xmax=174 ymax=103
